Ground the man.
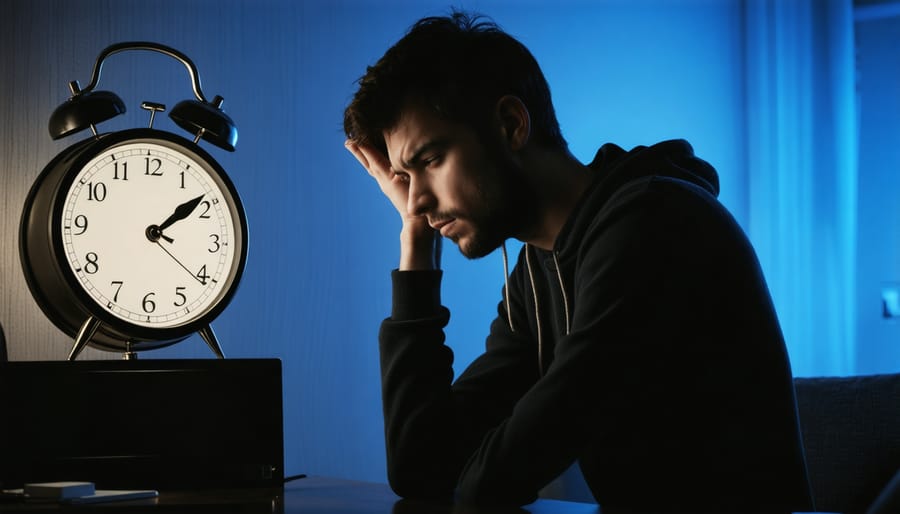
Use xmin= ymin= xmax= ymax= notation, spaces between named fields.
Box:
xmin=344 ymin=11 xmax=813 ymax=512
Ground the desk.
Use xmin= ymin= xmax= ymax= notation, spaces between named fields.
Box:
xmin=0 ymin=476 xmax=600 ymax=514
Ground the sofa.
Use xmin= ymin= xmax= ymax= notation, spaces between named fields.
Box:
xmin=794 ymin=373 xmax=900 ymax=513
xmin=540 ymin=373 xmax=900 ymax=513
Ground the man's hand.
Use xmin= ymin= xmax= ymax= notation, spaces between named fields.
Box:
xmin=345 ymin=140 xmax=441 ymax=270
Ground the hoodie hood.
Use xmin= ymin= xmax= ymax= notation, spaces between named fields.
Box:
xmin=554 ymin=139 xmax=719 ymax=254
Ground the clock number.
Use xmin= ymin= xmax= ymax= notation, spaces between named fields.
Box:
xmin=111 ymin=280 xmax=123 ymax=302
xmin=113 ymin=161 xmax=128 ymax=180
xmin=142 ymin=292 xmax=156 ymax=313
xmin=84 ymin=252 xmax=99 ymax=274
xmin=179 ymin=171 xmax=186 ymax=189
xmin=195 ymin=265 xmax=210 ymax=285
xmin=198 ymin=201 xmax=212 ymax=219
xmin=208 ymin=234 xmax=221 ymax=253
xmin=144 ymin=157 xmax=163 ymax=176
xmin=73 ymin=214 xmax=88 ymax=235
xmin=86 ymin=182 xmax=107 ymax=202
xmin=174 ymin=286 xmax=187 ymax=307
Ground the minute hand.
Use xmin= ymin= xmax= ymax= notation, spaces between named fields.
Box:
xmin=159 ymin=194 xmax=205 ymax=232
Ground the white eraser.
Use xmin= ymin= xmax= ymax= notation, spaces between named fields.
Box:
xmin=24 ymin=481 xmax=96 ymax=499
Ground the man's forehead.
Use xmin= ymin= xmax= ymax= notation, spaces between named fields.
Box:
xmin=387 ymin=104 xmax=445 ymax=140
xmin=384 ymin=106 xmax=451 ymax=166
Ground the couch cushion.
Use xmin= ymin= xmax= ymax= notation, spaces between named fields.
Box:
xmin=794 ymin=374 xmax=900 ymax=513
xmin=868 ymin=467 xmax=900 ymax=514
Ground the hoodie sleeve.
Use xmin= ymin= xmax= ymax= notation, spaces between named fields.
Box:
xmin=379 ymin=268 xmax=541 ymax=502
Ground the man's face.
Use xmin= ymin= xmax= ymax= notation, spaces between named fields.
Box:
xmin=384 ymin=104 xmax=534 ymax=259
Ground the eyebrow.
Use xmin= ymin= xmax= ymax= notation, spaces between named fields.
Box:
xmin=400 ymin=139 xmax=448 ymax=170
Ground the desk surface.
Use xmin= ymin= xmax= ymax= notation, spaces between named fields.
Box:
xmin=0 ymin=476 xmax=600 ymax=514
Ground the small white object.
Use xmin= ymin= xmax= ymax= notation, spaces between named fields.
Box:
xmin=23 ymin=481 xmax=95 ymax=500
xmin=64 ymin=489 xmax=159 ymax=504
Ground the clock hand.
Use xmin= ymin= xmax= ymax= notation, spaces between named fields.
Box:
xmin=154 ymin=241 xmax=207 ymax=285
xmin=146 ymin=194 xmax=205 ymax=244
xmin=159 ymin=194 xmax=204 ymax=231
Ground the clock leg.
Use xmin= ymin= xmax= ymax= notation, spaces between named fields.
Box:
xmin=68 ymin=316 xmax=101 ymax=361
xmin=123 ymin=341 xmax=139 ymax=360
xmin=198 ymin=324 xmax=225 ymax=359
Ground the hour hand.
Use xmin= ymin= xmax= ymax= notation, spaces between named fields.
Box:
xmin=159 ymin=194 xmax=204 ymax=231
xmin=146 ymin=194 xmax=204 ymax=243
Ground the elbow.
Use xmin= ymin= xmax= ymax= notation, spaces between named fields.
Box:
xmin=454 ymin=468 xmax=538 ymax=508
xmin=385 ymin=453 xmax=537 ymax=507
xmin=386 ymin=468 xmax=454 ymax=501
xmin=455 ymin=485 xmax=537 ymax=509
xmin=385 ymin=454 xmax=456 ymax=501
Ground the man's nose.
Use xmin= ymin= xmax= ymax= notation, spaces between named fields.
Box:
xmin=407 ymin=178 xmax=435 ymax=217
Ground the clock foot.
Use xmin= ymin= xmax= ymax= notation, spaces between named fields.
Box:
xmin=69 ymin=316 xmax=101 ymax=361
xmin=123 ymin=341 xmax=139 ymax=360
xmin=198 ymin=324 xmax=225 ymax=359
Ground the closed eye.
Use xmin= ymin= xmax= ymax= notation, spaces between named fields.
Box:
xmin=401 ymin=139 xmax=449 ymax=171
xmin=422 ymin=154 xmax=443 ymax=168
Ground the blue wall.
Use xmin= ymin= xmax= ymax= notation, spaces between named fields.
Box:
xmin=856 ymin=8 xmax=900 ymax=374
xmin=0 ymin=0 xmax=892 ymax=486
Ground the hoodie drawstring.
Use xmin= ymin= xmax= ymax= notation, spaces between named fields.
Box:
xmin=501 ymin=243 xmax=571 ymax=377
xmin=524 ymin=245 xmax=544 ymax=375
xmin=501 ymin=241 xmax=515 ymax=332
xmin=552 ymin=252 xmax=571 ymax=335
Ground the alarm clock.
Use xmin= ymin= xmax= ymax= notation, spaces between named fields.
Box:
xmin=19 ymin=42 xmax=248 ymax=360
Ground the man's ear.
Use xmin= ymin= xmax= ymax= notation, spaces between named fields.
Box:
xmin=495 ymin=95 xmax=531 ymax=151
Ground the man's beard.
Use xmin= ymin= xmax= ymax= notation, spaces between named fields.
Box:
xmin=453 ymin=147 xmax=538 ymax=259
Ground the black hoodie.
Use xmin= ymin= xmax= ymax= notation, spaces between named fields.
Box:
xmin=379 ymin=140 xmax=814 ymax=512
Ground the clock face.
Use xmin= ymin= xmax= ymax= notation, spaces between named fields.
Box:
xmin=59 ymin=137 xmax=243 ymax=330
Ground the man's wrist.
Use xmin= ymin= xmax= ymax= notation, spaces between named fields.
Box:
xmin=399 ymin=223 xmax=442 ymax=270
xmin=391 ymin=269 xmax=443 ymax=319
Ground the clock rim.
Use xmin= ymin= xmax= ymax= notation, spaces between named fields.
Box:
xmin=21 ymin=128 xmax=248 ymax=350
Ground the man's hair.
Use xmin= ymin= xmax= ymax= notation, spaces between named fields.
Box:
xmin=343 ymin=10 xmax=567 ymax=154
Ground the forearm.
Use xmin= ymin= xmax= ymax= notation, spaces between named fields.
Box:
xmin=380 ymin=314 xmax=462 ymax=499
xmin=453 ymin=337 xmax=600 ymax=506
xmin=380 ymin=269 xmax=546 ymax=505
xmin=380 ymin=270 xmax=536 ymax=502
xmin=379 ymin=270 xmax=461 ymax=499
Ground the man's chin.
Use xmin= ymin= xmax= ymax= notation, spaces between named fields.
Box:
xmin=455 ymin=233 xmax=503 ymax=260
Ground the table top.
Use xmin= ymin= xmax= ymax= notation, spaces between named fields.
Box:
xmin=0 ymin=475 xmax=601 ymax=514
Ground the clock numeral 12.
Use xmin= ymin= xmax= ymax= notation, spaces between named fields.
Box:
xmin=145 ymin=157 xmax=163 ymax=176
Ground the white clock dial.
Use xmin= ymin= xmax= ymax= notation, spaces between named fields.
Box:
xmin=60 ymin=139 xmax=239 ymax=329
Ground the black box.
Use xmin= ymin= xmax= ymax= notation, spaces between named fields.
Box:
xmin=0 ymin=358 xmax=284 ymax=490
